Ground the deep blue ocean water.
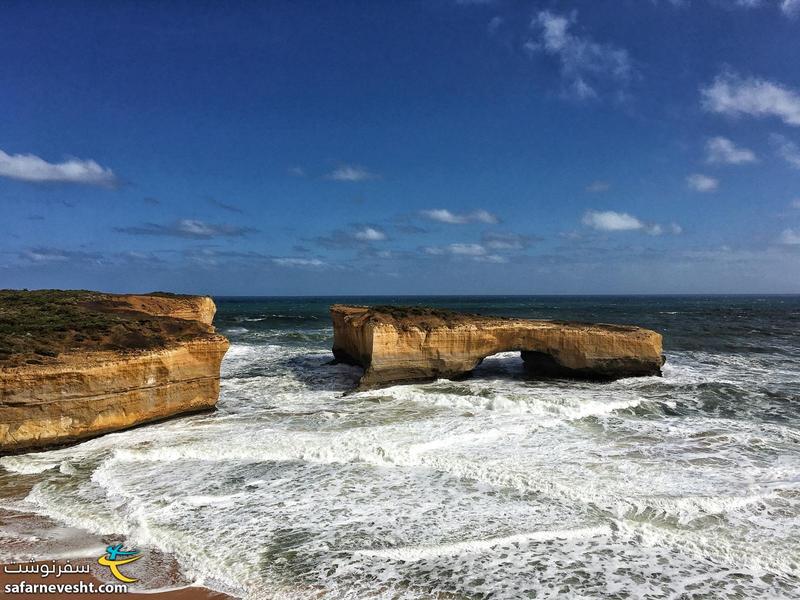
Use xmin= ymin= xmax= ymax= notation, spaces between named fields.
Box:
xmin=2 ymin=296 xmax=800 ymax=599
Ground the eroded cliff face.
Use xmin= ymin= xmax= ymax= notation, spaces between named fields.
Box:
xmin=0 ymin=293 xmax=228 ymax=453
xmin=331 ymin=305 xmax=663 ymax=390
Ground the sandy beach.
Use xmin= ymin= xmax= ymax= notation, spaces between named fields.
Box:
xmin=0 ymin=509 xmax=236 ymax=600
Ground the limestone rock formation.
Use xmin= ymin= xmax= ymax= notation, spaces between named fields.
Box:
xmin=108 ymin=294 xmax=218 ymax=325
xmin=331 ymin=305 xmax=664 ymax=390
xmin=0 ymin=291 xmax=229 ymax=453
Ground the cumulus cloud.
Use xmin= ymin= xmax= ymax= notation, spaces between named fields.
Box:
xmin=780 ymin=228 xmax=800 ymax=244
xmin=582 ymin=210 xmax=643 ymax=231
xmin=115 ymin=219 xmax=256 ymax=239
xmin=687 ymin=173 xmax=719 ymax=192
xmin=420 ymin=208 xmax=499 ymax=224
xmin=771 ymin=133 xmax=800 ymax=169
xmin=585 ymin=180 xmax=610 ymax=192
xmin=701 ymin=72 xmax=800 ymax=126
xmin=581 ymin=210 xmax=680 ymax=236
xmin=706 ymin=136 xmax=757 ymax=164
xmin=525 ymin=11 xmax=632 ymax=100
xmin=288 ymin=166 xmax=306 ymax=177
xmin=0 ymin=149 xmax=117 ymax=187
xmin=326 ymin=164 xmax=379 ymax=181
xmin=354 ymin=226 xmax=387 ymax=241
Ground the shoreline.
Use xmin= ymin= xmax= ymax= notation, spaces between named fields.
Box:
xmin=0 ymin=508 xmax=239 ymax=600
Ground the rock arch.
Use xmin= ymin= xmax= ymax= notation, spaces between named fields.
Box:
xmin=330 ymin=305 xmax=664 ymax=390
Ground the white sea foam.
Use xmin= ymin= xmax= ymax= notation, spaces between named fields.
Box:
xmin=355 ymin=526 xmax=611 ymax=560
xmin=3 ymin=338 xmax=800 ymax=599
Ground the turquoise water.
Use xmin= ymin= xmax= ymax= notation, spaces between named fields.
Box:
xmin=2 ymin=296 xmax=800 ymax=598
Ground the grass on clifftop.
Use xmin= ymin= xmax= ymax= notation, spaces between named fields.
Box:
xmin=363 ymin=304 xmax=510 ymax=329
xmin=0 ymin=289 xmax=208 ymax=367
xmin=370 ymin=305 xmax=478 ymax=320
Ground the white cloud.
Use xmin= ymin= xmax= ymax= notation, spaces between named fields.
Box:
xmin=23 ymin=249 xmax=72 ymax=263
xmin=0 ymin=149 xmax=117 ymax=187
xmin=687 ymin=173 xmax=719 ymax=192
xmin=288 ymin=166 xmax=305 ymax=177
xmin=671 ymin=0 xmax=799 ymax=18
xmin=474 ymin=254 xmax=508 ymax=263
xmin=526 ymin=11 xmax=632 ymax=100
xmin=178 ymin=220 xmax=219 ymax=237
xmin=782 ymin=0 xmax=800 ymax=16
xmin=771 ymin=133 xmax=800 ymax=169
xmin=585 ymin=180 xmax=610 ymax=192
xmin=420 ymin=208 xmax=499 ymax=224
xmin=581 ymin=210 xmax=680 ymax=236
xmin=115 ymin=219 xmax=255 ymax=238
xmin=20 ymin=247 xmax=103 ymax=264
xmin=791 ymin=199 xmax=800 ymax=209
xmin=272 ymin=257 xmax=325 ymax=267
xmin=448 ymin=243 xmax=487 ymax=256
xmin=582 ymin=210 xmax=643 ymax=231
xmin=326 ymin=164 xmax=378 ymax=181
xmin=423 ymin=242 xmax=506 ymax=263
xmin=481 ymin=231 xmax=537 ymax=250
xmin=701 ymin=72 xmax=800 ymax=126
xmin=354 ymin=226 xmax=387 ymax=241
xmin=706 ymin=136 xmax=757 ymax=164
xmin=779 ymin=228 xmax=800 ymax=244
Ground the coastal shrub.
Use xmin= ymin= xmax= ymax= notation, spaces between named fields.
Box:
xmin=0 ymin=289 xmax=208 ymax=367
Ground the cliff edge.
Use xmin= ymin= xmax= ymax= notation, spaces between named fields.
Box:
xmin=0 ymin=290 xmax=229 ymax=453
xmin=331 ymin=304 xmax=663 ymax=390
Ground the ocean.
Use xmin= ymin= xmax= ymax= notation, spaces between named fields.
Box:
xmin=2 ymin=296 xmax=800 ymax=599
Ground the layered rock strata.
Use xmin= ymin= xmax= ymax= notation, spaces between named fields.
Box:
xmin=0 ymin=292 xmax=228 ymax=453
xmin=331 ymin=305 xmax=663 ymax=390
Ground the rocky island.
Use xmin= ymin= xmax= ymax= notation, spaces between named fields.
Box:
xmin=331 ymin=304 xmax=664 ymax=390
xmin=0 ymin=290 xmax=229 ymax=453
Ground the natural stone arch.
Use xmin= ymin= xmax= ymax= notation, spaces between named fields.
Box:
xmin=330 ymin=305 xmax=664 ymax=391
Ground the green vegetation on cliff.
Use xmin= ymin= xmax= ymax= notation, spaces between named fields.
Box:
xmin=0 ymin=290 xmax=208 ymax=367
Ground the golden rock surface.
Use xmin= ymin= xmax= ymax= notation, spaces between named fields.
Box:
xmin=331 ymin=304 xmax=663 ymax=390
xmin=0 ymin=294 xmax=228 ymax=453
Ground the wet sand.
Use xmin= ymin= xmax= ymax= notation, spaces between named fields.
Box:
xmin=0 ymin=509 xmax=238 ymax=600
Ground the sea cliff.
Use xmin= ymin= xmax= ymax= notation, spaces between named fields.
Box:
xmin=0 ymin=290 xmax=228 ymax=453
xmin=331 ymin=304 xmax=664 ymax=390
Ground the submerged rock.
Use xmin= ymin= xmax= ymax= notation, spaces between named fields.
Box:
xmin=0 ymin=290 xmax=229 ymax=453
xmin=330 ymin=304 xmax=664 ymax=390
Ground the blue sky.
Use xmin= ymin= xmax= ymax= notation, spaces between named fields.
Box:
xmin=2 ymin=0 xmax=799 ymax=294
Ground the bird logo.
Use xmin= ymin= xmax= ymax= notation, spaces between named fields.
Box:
xmin=97 ymin=544 xmax=141 ymax=583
